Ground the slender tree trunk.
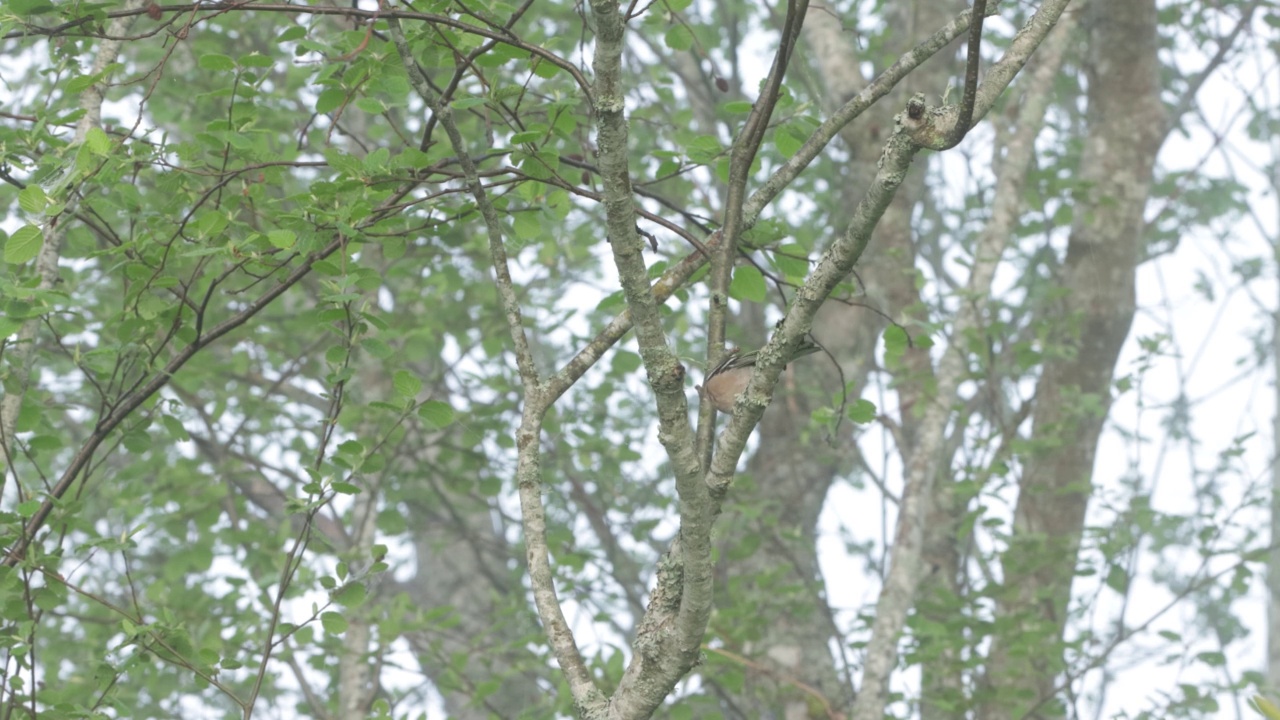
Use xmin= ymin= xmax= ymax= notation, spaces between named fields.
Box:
xmin=981 ymin=1 xmax=1166 ymax=716
xmin=1267 ymin=38 xmax=1280 ymax=693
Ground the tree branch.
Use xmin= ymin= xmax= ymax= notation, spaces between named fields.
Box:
xmin=0 ymin=0 xmax=148 ymax=501
xmin=697 ymin=0 xmax=809 ymax=466
xmin=387 ymin=14 xmax=607 ymax=712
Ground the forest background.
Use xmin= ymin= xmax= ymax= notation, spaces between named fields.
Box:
xmin=2 ymin=0 xmax=1279 ymax=718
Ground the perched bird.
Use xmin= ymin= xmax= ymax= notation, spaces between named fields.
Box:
xmin=700 ymin=336 xmax=822 ymax=413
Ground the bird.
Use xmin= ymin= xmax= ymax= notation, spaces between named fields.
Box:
xmin=699 ymin=336 xmax=822 ymax=413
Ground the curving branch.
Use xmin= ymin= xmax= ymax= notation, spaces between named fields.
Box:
xmin=943 ymin=0 xmax=989 ymax=149
xmin=586 ymin=0 xmax=710 ymax=715
xmin=697 ymin=0 xmax=810 ymax=467
xmin=0 ymin=0 xmax=149 ymax=502
xmin=7 ymin=2 xmax=595 ymax=108
xmin=386 ymin=12 xmax=609 ymax=712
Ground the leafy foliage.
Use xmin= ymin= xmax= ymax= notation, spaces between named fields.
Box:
xmin=0 ymin=1 xmax=1273 ymax=719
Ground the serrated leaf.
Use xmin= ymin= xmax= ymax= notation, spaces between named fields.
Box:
xmin=392 ymin=370 xmax=422 ymax=399
xmin=418 ymin=400 xmax=454 ymax=428
xmin=9 ymin=0 xmax=56 ymax=17
xmin=355 ymin=97 xmax=384 ymax=114
xmin=686 ymin=135 xmax=722 ymax=164
xmin=0 ymin=317 xmax=23 ymax=339
xmin=122 ymin=431 xmax=150 ymax=454
xmin=848 ymin=398 xmax=876 ymax=424
xmin=238 ymin=53 xmax=274 ymax=68
xmin=510 ymin=130 xmax=543 ymax=144
xmin=65 ymin=72 xmax=105 ymax=94
xmin=729 ymin=265 xmax=766 ymax=303
xmin=84 ymin=127 xmax=111 ymax=156
xmin=18 ymin=185 xmax=47 ymax=214
xmin=360 ymin=337 xmax=392 ymax=359
xmin=664 ymin=24 xmax=694 ymax=51
xmin=775 ymin=130 xmax=801 ymax=158
xmin=773 ymin=243 xmax=809 ymax=280
xmin=320 ymin=611 xmax=348 ymax=634
xmin=513 ymin=212 xmax=541 ymax=240
xmin=316 ymin=88 xmax=346 ymax=114
xmin=278 ymin=25 xmax=306 ymax=42
xmin=161 ymin=415 xmax=190 ymax=442
xmin=333 ymin=582 xmax=367 ymax=607
xmin=531 ymin=58 xmax=560 ymax=79
xmin=199 ymin=54 xmax=236 ymax=71
xmin=5 ymin=224 xmax=44 ymax=265
xmin=883 ymin=325 xmax=909 ymax=363
xmin=267 ymin=230 xmax=296 ymax=249
xmin=196 ymin=211 xmax=229 ymax=239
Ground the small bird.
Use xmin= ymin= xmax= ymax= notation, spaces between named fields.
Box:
xmin=700 ymin=336 xmax=822 ymax=413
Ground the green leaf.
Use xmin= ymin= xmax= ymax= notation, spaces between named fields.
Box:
xmin=531 ymin=58 xmax=560 ymax=79
xmin=325 ymin=345 xmax=349 ymax=366
xmin=122 ymin=432 xmax=151 ymax=454
xmin=8 ymin=0 xmax=56 ymax=16
xmin=774 ymin=122 xmax=809 ymax=158
xmin=196 ymin=211 xmax=229 ymax=239
xmin=686 ymin=135 xmax=722 ymax=164
xmin=5 ymin=224 xmax=44 ymax=265
xmin=848 ymin=398 xmax=876 ymax=424
xmin=360 ymin=337 xmax=392 ymax=359
xmin=18 ymin=185 xmax=47 ymax=214
xmin=0 ymin=317 xmax=23 ymax=339
xmin=333 ymin=582 xmax=367 ymax=607
xmin=84 ymin=127 xmax=111 ymax=156
xmin=238 ymin=53 xmax=274 ymax=68
xmin=417 ymin=400 xmax=454 ymax=428
xmin=451 ymin=97 xmax=487 ymax=110
xmin=199 ymin=54 xmax=237 ymax=72
xmin=392 ymin=370 xmax=422 ymax=399
xmin=883 ymin=325 xmax=909 ymax=364
xmin=510 ymin=130 xmax=543 ymax=144
xmin=664 ymin=24 xmax=694 ymax=52
xmin=278 ymin=25 xmax=306 ymax=42
xmin=267 ymin=230 xmax=296 ymax=249
xmin=772 ymin=243 xmax=809 ymax=280
xmin=729 ymin=266 xmax=766 ymax=303
xmin=513 ymin=212 xmax=541 ymax=240
xmin=320 ymin=611 xmax=348 ymax=634
xmin=66 ymin=72 xmax=106 ymax=94
xmin=161 ymin=415 xmax=190 ymax=442
xmin=355 ymin=97 xmax=385 ymax=114
xmin=1104 ymin=564 xmax=1128 ymax=592
xmin=316 ymin=88 xmax=346 ymax=114
xmin=1194 ymin=651 xmax=1225 ymax=667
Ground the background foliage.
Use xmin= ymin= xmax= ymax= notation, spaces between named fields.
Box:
xmin=0 ymin=0 xmax=1277 ymax=718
